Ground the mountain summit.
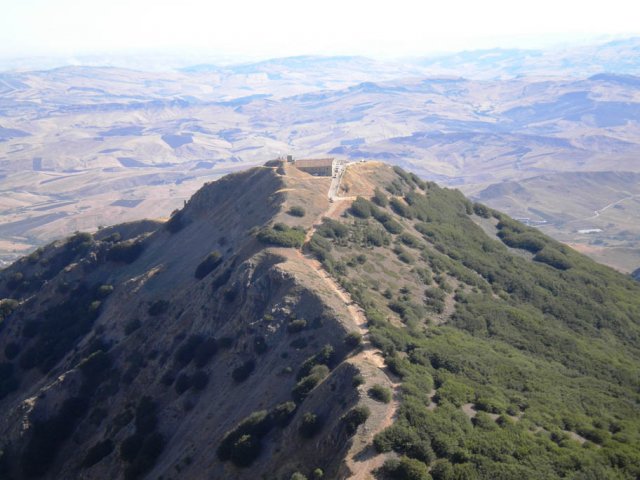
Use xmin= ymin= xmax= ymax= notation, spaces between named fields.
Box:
xmin=0 ymin=161 xmax=639 ymax=479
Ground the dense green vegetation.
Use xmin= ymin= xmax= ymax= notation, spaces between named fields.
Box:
xmin=19 ymin=283 xmax=108 ymax=374
xmin=311 ymin=167 xmax=640 ymax=479
xmin=217 ymin=402 xmax=298 ymax=467
xmin=257 ymin=223 xmax=306 ymax=248
xmin=287 ymin=206 xmax=307 ymax=217
xmin=368 ymin=384 xmax=392 ymax=404
xmin=106 ymin=239 xmax=145 ymax=263
xmin=342 ymin=405 xmax=371 ymax=435
xmin=380 ymin=456 xmax=431 ymax=480
xmin=1 ymin=232 xmax=95 ymax=297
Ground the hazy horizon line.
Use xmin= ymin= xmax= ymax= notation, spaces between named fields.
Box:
xmin=1 ymin=33 xmax=638 ymax=73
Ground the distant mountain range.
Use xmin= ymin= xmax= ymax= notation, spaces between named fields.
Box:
xmin=413 ymin=37 xmax=640 ymax=78
xmin=3 ymin=37 xmax=640 ymax=78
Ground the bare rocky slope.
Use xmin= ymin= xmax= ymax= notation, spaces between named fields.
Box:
xmin=1 ymin=161 xmax=640 ymax=480
xmin=0 ymin=161 xmax=397 ymax=480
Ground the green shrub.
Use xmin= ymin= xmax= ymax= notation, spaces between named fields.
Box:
xmin=353 ymin=374 xmax=365 ymax=387
xmin=342 ymin=405 xmax=370 ymax=435
xmin=97 ymin=284 xmax=114 ymax=298
xmin=429 ymin=461 xmax=454 ymax=480
xmin=299 ymin=412 xmax=323 ymax=438
xmin=381 ymin=456 xmax=430 ymax=480
xmin=6 ymin=272 xmax=25 ymax=291
xmin=396 ymin=248 xmax=415 ymax=264
xmin=18 ymin=283 xmax=103 ymax=373
xmin=195 ymin=251 xmax=223 ymax=279
xmin=217 ymin=410 xmax=275 ymax=467
xmin=387 ymin=179 xmax=405 ymax=195
xmin=351 ymin=197 xmax=373 ymax=218
xmin=287 ymin=319 xmax=308 ymax=333
xmin=268 ymin=401 xmax=297 ymax=427
xmin=226 ymin=434 xmax=260 ymax=467
xmin=0 ymin=299 xmax=18 ymax=325
xmin=316 ymin=218 xmax=349 ymax=239
xmin=107 ymin=240 xmax=145 ymax=263
xmin=165 ymin=209 xmax=186 ymax=233
xmin=534 ymin=247 xmax=572 ymax=270
xmin=288 ymin=206 xmax=306 ymax=217
xmin=373 ymin=188 xmax=389 ymax=207
xmin=297 ymin=345 xmax=335 ymax=379
xmin=292 ymin=365 xmax=329 ymax=402
xmin=66 ymin=231 xmax=93 ymax=252
xmin=473 ymin=203 xmax=491 ymax=218
xmin=212 ymin=268 xmax=233 ymax=290
xmin=174 ymin=335 xmax=202 ymax=365
xmin=390 ymin=198 xmax=413 ymax=219
xmin=497 ymin=221 xmax=546 ymax=253
xmin=257 ymin=223 xmax=306 ymax=248
xmin=364 ymin=226 xmax=389 ymax=247
xmin=368 ymin=384 xmax=392 ymax=403
xmin=400 ymin=233 xmax=422 ymax=249
xmin=345 ymin=331 xmax=363 ymax=348
xmin=309 ymin=235 xmax=333 ymax=261
xmin=424 ymin=287 xmax=446 ymax=313
xmin=381 ymin=217 xmax=403 ymax=234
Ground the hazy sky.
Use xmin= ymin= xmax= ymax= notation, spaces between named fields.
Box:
xmin=2 ymin=0 xmax=639 ymax=60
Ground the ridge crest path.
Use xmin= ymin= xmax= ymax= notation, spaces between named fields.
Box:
xmin=297 ymin=163 xmax=400 ymax=479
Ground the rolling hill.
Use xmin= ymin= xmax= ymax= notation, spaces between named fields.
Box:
xmin=1 ymin=63 xmax=640 ymax=271
xmin=469 ymin=171 xmax=640 ymax=272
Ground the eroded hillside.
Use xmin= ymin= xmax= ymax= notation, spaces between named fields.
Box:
xmin=0 ymin=161 xmax=639 ymax=480
xmin=0 ymin=162 xmax=395 ymax=479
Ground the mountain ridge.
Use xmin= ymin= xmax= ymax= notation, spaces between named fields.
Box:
xmin=0 ymin=161 xmax=639 ymax=479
